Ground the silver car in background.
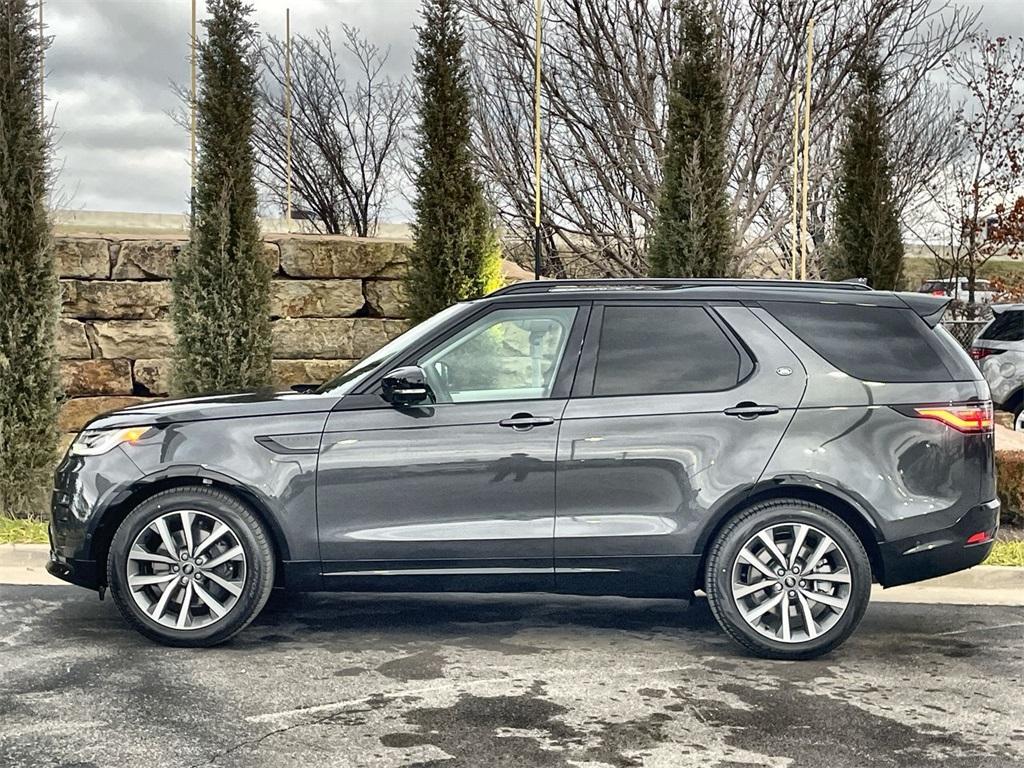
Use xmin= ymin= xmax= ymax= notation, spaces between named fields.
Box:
xmin=971 ymin=304 xmax=1024 ymax=429
xmin=920 ymin=277 xmax=997 ymax=304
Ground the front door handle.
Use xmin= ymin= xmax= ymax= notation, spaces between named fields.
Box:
xmin=724 ymin=403 xmax=780 ymax=419
xmin=499 ymin=414 xmax=555 ymax=431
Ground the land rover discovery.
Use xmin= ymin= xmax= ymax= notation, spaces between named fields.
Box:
xmin=48 ymin=279 xmax=998 ymax=659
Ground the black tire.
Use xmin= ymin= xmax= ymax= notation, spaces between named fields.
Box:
xmin=1012 ymin=402 xmax=1023 ymax=432
xmin=704 ymin=499 xmax=871 ymax=660
xmin=107 ymin=486 xmax=276 ymax=648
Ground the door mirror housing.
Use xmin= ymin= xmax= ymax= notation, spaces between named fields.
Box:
xmin=381 ymin=366 xmax=432 ymax=406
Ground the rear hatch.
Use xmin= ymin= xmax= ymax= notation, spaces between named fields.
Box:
xmin=758 ymin=292 xmax=995 ymax=530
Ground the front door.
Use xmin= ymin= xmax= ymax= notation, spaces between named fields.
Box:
xmin=554 ymin=303 xmax=806 ymax=597
xmin=317 ymin=303 xmax=586 ymax=592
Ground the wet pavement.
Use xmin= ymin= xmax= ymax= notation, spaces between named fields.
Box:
xmin=1 ymin=585 xmax=1022 ymax=767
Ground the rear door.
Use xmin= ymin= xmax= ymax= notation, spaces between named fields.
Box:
xmin=553 ymin=302 xmax=806 ymax=597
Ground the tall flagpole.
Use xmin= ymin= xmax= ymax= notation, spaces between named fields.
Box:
xmin=800 ymin=18 xmax=814 ymax=281
xmin=190 ymin=0 xmax=197 ymax=226
xmin=532 ymin=0 xmax=542 ymax=279
xmin=285 ymin=8 xmax=293 ymax=234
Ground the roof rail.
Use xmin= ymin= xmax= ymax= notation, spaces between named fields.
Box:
xmin=489 ymin=278 xmax=873 ymax=297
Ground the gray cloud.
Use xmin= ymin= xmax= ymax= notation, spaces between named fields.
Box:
xmin=46 ymin=0 xmax=419 ymax=214
xmin=42 ymin=0 xmax=1019 ymax=216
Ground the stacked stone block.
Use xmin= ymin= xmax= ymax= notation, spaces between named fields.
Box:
xmin=55 ymin=235 xmax=412 ymax=438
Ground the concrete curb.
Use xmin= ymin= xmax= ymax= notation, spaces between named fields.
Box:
xmin=2 ymin=543 xmax=1024 ymax=603
xmin=0 ymin=543 xmax=61 ymax=586
xmin=871 ymin=565 xmax=1024 ymax=606
xmin=1 ymin=543 xmax=50 ymax=565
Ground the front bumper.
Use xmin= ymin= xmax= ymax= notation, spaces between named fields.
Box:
xmin=49 ymin=445 xmax=144 ymax=590
xmin=878 ymin=498 xmax=1000 ymax=587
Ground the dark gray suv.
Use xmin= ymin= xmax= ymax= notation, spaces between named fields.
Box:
xmin=48 ymin=279 xmax=999 ymax=659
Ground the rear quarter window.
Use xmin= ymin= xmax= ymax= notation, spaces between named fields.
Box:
xmin=764 ymin=301 xmax=954 ymax=382
xmin=979 ymin=311 xmax=1024 ymax=342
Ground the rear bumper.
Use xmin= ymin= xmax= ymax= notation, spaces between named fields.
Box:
xmin=878 ymin=498 xmax=1000 ymax=587
xmin=46 ymin=554 xmax=100 ymax=590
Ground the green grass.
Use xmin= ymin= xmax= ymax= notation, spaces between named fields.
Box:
xmin=0 ymin=518 xmax=48 ymax=545
xmin=985 ymin=539 xmax=1024 ymax=567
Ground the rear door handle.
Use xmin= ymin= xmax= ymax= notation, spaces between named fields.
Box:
xmin=499 ymin=414 xmax=555 ymax=430
xmin=724 ymin=403 xmax=779 ymax=419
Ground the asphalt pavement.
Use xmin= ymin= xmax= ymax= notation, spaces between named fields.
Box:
xmin=1 ymin=584 xmax=1023 ymax=767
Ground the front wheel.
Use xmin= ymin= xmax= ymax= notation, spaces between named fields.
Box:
xmin=107 ymin=486 xmax=276 ymax=647
xmin=704 ymin=499 xmax=872 ymax=660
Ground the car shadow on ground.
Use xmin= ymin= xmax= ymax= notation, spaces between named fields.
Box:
xmin=235 ymin=589 xmax=723 ymax=659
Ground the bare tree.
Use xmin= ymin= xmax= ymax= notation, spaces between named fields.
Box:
xmin=910 ymin=35 xmax=1024 ymax=311
xmin=464 ymin=0 xmax=976 ymax=277
xmin=257 ymin=25 xmax=410 ymax=236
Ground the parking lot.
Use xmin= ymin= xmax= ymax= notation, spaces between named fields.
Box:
xmin=1 ymin=584 xmax=1022 ymax=767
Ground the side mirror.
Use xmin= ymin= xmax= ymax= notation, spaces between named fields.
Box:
xmin=381 ymin=366 xmax=432 ymax=406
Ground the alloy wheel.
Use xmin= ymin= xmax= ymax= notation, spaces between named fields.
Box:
xmin=730 ymin=522 xmax=853 ymax=644
xmin=126 ymin=510 xmax=247 ymax=631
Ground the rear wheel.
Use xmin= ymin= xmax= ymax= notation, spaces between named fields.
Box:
xmin=704 ymin=499 xmax=871 ymax=660
xmin=107 ymin=486 xmax=275 ymax=647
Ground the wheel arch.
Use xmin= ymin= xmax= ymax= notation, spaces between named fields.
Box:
xmin=1002 ymin=386 xmax=1024 ymax=419
xmin=696 ymin=481 xmax=884 ymax=586
xmin=89 ymin=468 xmax=290 ymax=588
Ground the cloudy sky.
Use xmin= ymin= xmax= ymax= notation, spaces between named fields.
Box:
xmin=46 ymin=0 xmax=420 ymax=217
xmin=43 ymin=0 xmax=1022 ymax=219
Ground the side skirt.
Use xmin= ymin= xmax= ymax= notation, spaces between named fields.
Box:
xmin=555 ymin=555 xmax=700 ymax=598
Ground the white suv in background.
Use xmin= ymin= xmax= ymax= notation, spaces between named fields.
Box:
xmin=920 ymin=277 xmax=997 ymax=304
xmin=970 ymin=304 xmax=1024 ymax=429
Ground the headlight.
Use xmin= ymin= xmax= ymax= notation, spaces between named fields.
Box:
xmin=70 ymin=426 xmax=152 ymax=456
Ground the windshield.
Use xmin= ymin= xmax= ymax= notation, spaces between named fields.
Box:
xmin=315 ymin=302 xmax=474 ymax=395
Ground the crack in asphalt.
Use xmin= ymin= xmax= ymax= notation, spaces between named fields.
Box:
xmin=936 ymin=620 xmax=1024 ymax=636
xmin=185 ymin=703 xmax=385 ymax=768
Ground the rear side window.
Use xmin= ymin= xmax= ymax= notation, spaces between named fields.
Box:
xmin=764 ymin=301 xmax=953 ymax=382
xmin=592 ymin=305 xmax=742 ymax=396
xmin=980 ymin=310 xmax=1024 ymax=342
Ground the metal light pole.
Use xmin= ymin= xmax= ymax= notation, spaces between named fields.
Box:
xmin=790 ymin=88 xmax=799 ymax=280
xmin=532 ymin=0 xmax=542 ymax=280
xmin=799 ymin=18 xmax=814 ymax=281
xmin=285 ymin=8 xmax=293 ymax=234
xmin=190 ymin=0 xmax=197 ymax=227
xmin=38 ymin=0 xmax=44 ymax=122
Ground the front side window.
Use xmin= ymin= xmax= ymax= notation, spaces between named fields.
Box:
xmin=418 ymin=306 xmax=578 ymax=403
xmin=592 ymin=305 xmax=742 ymax=396
xmin=317 ymin=302 xmax=474 ymax=394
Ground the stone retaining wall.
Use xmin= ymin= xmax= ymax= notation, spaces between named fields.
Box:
xmin=56 ymin=234 xmax=413 ymax=436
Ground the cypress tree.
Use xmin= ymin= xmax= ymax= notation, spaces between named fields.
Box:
xmin=407 ymin=0 xmax=501 ymax=324
xmin=172 ymin=0 xmax=270 ymax=394
xmin=830 ymin=50 xmax=903 ymax=289
xmin=648 ymin=0 xmax=732 ymax=278
xmin=0 ymin=0 xmax=58 ymax=519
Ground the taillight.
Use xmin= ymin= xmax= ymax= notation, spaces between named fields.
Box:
xmin=913 ymin=403 xmax=994 ymax=433
xmin=968 ymin=346 xmax=1006 ymax=361
xmin=930 ymin=290 xmax=946 ymax=297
